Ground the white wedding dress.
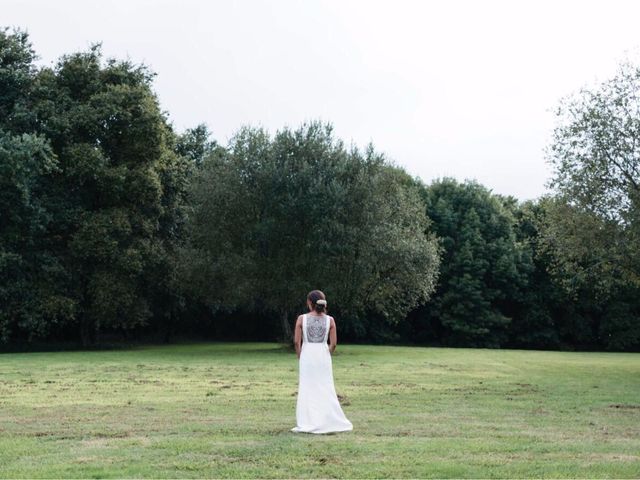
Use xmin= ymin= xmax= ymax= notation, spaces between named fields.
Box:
xmin=291 ymin=313 xmax=353 ymax=434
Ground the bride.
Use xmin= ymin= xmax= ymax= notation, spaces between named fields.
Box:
xmin=291 ymin=290 xmax=353 ymax=434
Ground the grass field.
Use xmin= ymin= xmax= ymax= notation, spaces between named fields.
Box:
xmin=0 ymin=342 xmax=638 ymax=478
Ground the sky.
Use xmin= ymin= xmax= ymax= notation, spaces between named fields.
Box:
xmin=4 ymin=0 xmax=640 ymax=200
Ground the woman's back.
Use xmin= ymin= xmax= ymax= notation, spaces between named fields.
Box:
xmin=303 ymin=313 xmax=329 ymax=344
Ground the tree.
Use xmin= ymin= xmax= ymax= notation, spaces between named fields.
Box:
xmin=176 ymin=123 xmax=222 ymax=167
xmin=507 ymin=198 xmax=567 ymax=349
xmin=0 ymin=29 xmax=190 ymax=345
xmin=536 ymin=195 xmax=640 ymax=350
xmin=540 ymin=58 xmax=640 ymax=351
xmin=0 ymin=28 xmax=36 ymax=132
xmin=181 ymin=121 xmax=441 ymax=342
xmin=0 ymin=131 xmax=61 ymax=342
xmin=546 ymin=59 xmax=640 ymax=289
xmin=0 ymin=28 xmax=67 ymax=343
xmin=411 ymin=178 xmax=530 ymax=347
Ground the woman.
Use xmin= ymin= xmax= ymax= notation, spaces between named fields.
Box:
xmin=291 ymin=290 xmax=353 ymax=434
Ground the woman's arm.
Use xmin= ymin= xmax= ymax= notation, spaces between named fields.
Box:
xmin=328 ymin=316 xmax=337 ymax=354
xmin=294 ymin=315 xmax=303 ymax=359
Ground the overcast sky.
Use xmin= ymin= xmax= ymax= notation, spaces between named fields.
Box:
xmin=5 ymin=0 xmax=640 ymax=200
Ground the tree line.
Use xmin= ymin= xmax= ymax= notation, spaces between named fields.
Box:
xmin=1 ymin=28 xmax=638 ymax=351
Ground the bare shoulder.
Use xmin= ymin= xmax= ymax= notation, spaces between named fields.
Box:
xmin=295 ymin=314 xmax=303 ymax=327
xmin=329 ymin=316 xmax=336 ymax=328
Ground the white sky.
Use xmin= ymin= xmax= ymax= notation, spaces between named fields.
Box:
xmin=4 ymin=0 xmax=640 ymax=200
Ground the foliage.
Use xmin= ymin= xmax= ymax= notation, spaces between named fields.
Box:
xmin=0 ymin=130 xmax=61 ymax=342
xmin=410 ymin=178 xmax=530 ymax=347
xmin=546 ymin=59 xmax=640 ymax=288
xmin=181 ymin=122 xmax=441 ymax=341
xmin=0 ymin=29 xmax=190 ymax=344
xmin=2 ymin=26 xmax=639 ymax=351
xmin=540 ymin=59 xmax=640 ymax=350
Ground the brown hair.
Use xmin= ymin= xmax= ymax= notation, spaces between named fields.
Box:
xmin=307 ymin=290 xmax=327 ymax=314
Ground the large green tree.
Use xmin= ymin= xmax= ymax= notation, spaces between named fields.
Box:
xmin=540 ymin=59 xmax=640 ymax=350
xmin=0 ymin=132 xmax=61 ymax=342
xmin=0 ymin=28 xmax=64 ymax=342
xmin=181 ymin=121 xmax=441 ymax=341
xmin=411 ymin=178 xmax=530 ymax=347
xmin=545 ymin=59 xmax=640 ymax=289
xmin=0 ymin=29 xmax=189 ymax=345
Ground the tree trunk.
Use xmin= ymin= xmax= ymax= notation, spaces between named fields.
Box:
xmin=162 ymin=312 xmax=173 ymax=344
xmin=280 ymin=309 xmax=293 ymax=346
xmin=80 ymin=315 xmax=94 ymax=347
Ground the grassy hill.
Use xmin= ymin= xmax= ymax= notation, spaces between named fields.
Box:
xmin=0 ymin=342 xmax=638 ymax=478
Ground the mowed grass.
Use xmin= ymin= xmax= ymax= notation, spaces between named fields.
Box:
xmin=0 ymin=342 xmax=638 ymax=478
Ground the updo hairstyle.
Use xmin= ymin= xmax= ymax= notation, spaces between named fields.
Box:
xmin=307 ymin=290 xmax=327 ymax=314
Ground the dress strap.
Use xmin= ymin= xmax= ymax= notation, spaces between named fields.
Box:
xmin=302 ymin=314 xmax=307 ymax=343
xmin=324 ymin=314 xmax=330 ymax=343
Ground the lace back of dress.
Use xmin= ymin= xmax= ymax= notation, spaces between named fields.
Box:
xmin=305 ymin=313 xmax=328 ymax=343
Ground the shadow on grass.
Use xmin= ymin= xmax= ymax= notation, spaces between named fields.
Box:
xmin=0 ymin=338 xmax=293 ymax=355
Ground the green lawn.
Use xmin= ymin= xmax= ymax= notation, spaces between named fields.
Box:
xmin=0 ymin=342 xmax=638 ymax=478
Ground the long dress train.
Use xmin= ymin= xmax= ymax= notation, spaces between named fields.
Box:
xmin=291 ymin=313 xmax=353 ymax=434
